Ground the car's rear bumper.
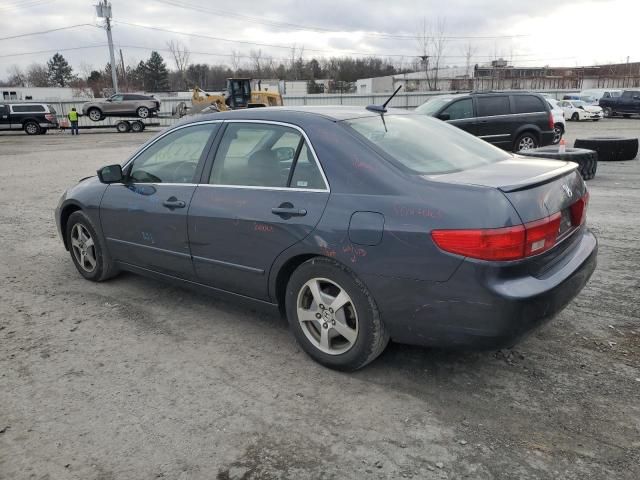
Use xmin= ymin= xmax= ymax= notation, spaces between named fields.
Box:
xmin=540 ymin=130 xmax=556 ymax=147
xmin=364 ymin=228 xmax=597 ymax=349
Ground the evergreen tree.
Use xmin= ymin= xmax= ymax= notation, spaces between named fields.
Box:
xmin=47 ymin=53 xmax=74 ymax=87
xmin=145 ymin=51 xmax=169 ymax=91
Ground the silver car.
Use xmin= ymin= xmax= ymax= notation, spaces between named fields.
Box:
xmin=82 ymin=94 xmax=160 ymax=121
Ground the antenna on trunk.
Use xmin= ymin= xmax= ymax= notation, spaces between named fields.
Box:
xmin=366 ymin=85 xmax=402 ymax=114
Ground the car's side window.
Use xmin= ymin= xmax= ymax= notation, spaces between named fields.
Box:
xmin=128 ymin=124 xmax=217 ymax=184
xmin=441 ymin=98 xmax=474 ymax=120
xmin=476 ymin=96 xmax=510 ymax=117
xmin=513 ymin=95 xmax=545 ymax=114
xmin=112 ymin=95 xmax=124 ymax=102
xmin=210 ymin=123 xmax=325 ymax=189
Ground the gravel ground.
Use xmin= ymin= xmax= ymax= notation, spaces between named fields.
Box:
xmin=1 ymin=119 xmax=639 ymax=480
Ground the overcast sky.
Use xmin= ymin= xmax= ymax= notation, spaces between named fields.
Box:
xmin=0 ymin=0 xmax=637 ymax=79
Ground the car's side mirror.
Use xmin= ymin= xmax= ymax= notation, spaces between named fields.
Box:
xmin=97 ymin=164 xmax=123 ymax=184
xmin=274 ymin=146 xmax=295 ymax=161
xmin=437 ymin=113 xmax=451 ymax=121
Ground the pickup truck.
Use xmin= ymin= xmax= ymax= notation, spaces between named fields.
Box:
xmin=599 ymin=90 xmax=640 ymax=118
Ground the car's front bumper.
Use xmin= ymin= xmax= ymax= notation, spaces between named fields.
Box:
xmin=363 ymin=227 xmax=597 ymax=349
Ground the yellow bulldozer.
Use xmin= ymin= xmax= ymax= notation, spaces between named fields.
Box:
xmin=191 ymin=78 xmax=283 ymax=113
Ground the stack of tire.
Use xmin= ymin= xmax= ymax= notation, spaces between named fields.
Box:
xmin=574 ymin=137 xmax=638 ymax=162
xmin=517 ymin=146 xmax=598 ymax=180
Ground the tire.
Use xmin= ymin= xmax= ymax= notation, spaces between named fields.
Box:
xmin=513 ymin=132 xmax=538 ymax=152
xmin=552 ymin=124 xmax=564 ymax=144
xmin=518 ymin=146 xmax=598 ymax=180
xmin=115 ymin=121 xmax=130 ymax=133
xmin=603 ymin=107 xmax=613 ymax=118
xmin=571 ymin=112 xmax=580 ymax=121
xmin=574 ymin=137 xmax=639 ymax=162
xmin=24 ymin=121 xmax=41 ymax=135
xmin=40 ymin=128 xmax=48 ymax=134
xmin=136 ymin=106 xmax=150 ymax=118
xmin=622 ymin=114 xmax=631 ymax=119
xmin=285 ymin=257 xmax=389 ymax=371
xmin=65 ymin=211 xmax=118 ymax=282
xmin=130 ymin=120 xmax=144 ymax=133
xmin=88 ymin=108 xmax=103 ymax=122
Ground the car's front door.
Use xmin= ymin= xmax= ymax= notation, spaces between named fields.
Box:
xmin=105 ymin=94 xmax=125 ymax=114
xmin=100 ymin=122 xmax=219 ymax=279
xmin=0 ymin=105 xmax=9 ymax=131
xmin=188 ymin=121 xmax=330 ymax=300
xmin=474 ymin=95 xmax=513 ymax=148
xmin=441 ymin=98 xmax=476 ymax=136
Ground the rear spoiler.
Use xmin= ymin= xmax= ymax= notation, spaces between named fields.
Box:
xmin=499 ymin=161 xmax=577 ymax=192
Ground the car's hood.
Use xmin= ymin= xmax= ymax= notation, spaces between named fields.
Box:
xmin=583 ymin=105 xmax=602 ymax=112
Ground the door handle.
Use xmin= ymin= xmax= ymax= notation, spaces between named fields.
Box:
xmin=163 ymin=197 xmax=186 ymax=209
xmin=272 ymin=207 xmax=307 ymax=217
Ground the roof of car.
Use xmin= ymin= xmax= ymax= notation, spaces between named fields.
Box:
xmin=181 ymin=105 xmax=413 ymax=125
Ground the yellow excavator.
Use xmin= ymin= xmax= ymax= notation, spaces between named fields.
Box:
xmin=191 ymin=78 xmax=283 ymax=113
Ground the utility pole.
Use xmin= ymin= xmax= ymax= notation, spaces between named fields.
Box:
xmin=119 ymin=49 xmax=127 ymax=91
xmin=96 ymin=1 xmax=118 ymax=93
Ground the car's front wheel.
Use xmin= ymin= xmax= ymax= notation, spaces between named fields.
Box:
xmin=136 ymin=106 xmax=150 ymax=118
xmin=285 ymin=257 xmax=389 ymax=371
xmin=571 ymin=112 xmax=580 ymax=121
xmin=66 ymin=211 xmax=118 ymax=282
xmin=514 ymin=132 xmax=538 ymax=152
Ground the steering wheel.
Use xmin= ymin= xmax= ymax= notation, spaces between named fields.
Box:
xmin=171 ymin=162 xmax=196 ymax=183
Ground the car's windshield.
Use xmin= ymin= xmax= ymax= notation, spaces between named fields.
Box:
xmin=414 ymin=97 xmax=455 ymax=116
xmin=573 ymin=101 xmax=587 ymax=107
xmin=345 ymin=114 xmax=511 ymax=175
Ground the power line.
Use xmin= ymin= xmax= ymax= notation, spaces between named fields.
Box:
xmin=152 ymin=0 xmax=528 ymax=41
xmin=115 ymin=20 xmax=539 ymax=60
xmin=0 ymin=44 xmax=108 ymax=59
xmin=0 ymin=24 xmax=98 ymax=42
xmin=0 ymin=0 xmax=51 ymax=11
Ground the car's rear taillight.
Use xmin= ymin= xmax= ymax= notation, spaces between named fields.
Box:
xmin=570 ymin=191 xmax=589 ymax=226
xmin=548 ymin=111 xmax=555 ymax=130
xmin=45 ymin=113 xmax=55 ymax=122
xmin=432 ymin=192 xmax=589 ymax=261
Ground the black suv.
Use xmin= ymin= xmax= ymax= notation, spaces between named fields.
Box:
xmin=416 ymin=92 xmax=555 ymax=152
xmin=0 ymin=103 xmax=59 ymax=135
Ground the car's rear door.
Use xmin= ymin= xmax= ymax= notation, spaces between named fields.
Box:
xmin=100 ymin=122 xmax=220 ymax=279
xmin=441 ymin=98 xmax=477 ymax=136
xmin=474 ymin=95 xmax=512 ymax=148
xmin=188 ymin=120 xmax=330 ymax=301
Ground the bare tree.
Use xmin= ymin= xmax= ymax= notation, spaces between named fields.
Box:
xmin=230 ymin=50 xmax=241 ymax=75
xmin=249 ymin=49 xmax=263 ymax=77
xmin=7 ymin=65 xmax=27 ymax=86
xmin=27 ymin=63 xmax=49 ymax=87
xmin=430 ymin=17 xmax=447 ymax=90
xmin=416 ymin=18 xmax=432 ymax=90
xmin=167 ymin=40 xmax=191 ymax=88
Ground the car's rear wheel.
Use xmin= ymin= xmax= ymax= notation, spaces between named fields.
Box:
xmin=622 ymin=114 xmax=631 ymax=118
xmin=24 ymin=121 xmax=40 ymax=135
xmin=552 ymin=124 xmax=564 ymax=144
xmin=285 ymin=257 xmax=389 ymax=371
xmin=514 ymin=132 xmax=538 ymax=152
xmin=66 ymin=211 xmax=118 ymax=282
xmin=88 ymin=108 xmax=103 ymax=122
xmin=136 ymin=106 xmax=150 ymax=118
xmin=571 ymin=112 xmax=580 ymax=121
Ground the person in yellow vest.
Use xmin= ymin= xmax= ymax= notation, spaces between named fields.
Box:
xmin=68 ymin=108 xmax=79 ymax=135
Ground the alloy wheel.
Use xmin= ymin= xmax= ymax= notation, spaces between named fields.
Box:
xmin=296 ymin=277 xmax=359 ymax=355
xmin=553 ymin=126 xmax=562 ymax=144
xmin=137 ymin=107 xmax=149 ymax=118
xmin=518 ymin=136 xmax=535 ymax=151
xmin=89 ymin=109 xmax=101 ymax=121
xmin=70 ymin=223 xmax=97 ymax=273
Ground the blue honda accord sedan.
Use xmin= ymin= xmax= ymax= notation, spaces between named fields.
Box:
xmin=55 ymin=106 xmax=597 ymax=370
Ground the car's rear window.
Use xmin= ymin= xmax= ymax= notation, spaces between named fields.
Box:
xmin=345 ymin=114 xmax=511 ymax=175
xmin=47 ymin=105 xmax=56 ymax=114
xmin=514 ymin=95 xmax=545 ymax=113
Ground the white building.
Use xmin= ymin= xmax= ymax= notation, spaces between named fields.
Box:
xmin=357 ymin=67 xmax=474 ymax=94
xmin=1 ymin=87 xmax=93 ymax=101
